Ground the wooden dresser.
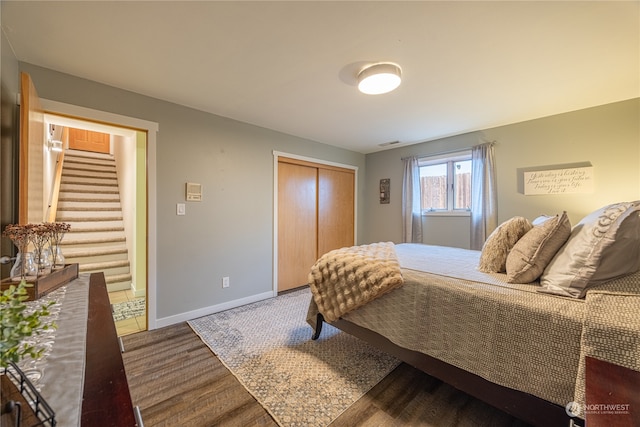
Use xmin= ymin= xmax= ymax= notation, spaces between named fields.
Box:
xmin=82 ymin=272 xmax=137 ymax=426
xmin=1 ymin=272 xmax=137 ymax=427
xmin=585 ymin=356 xmax=640 ymax=427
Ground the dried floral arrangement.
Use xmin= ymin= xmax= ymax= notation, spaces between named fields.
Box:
xmin=2 ymin=222 xmax=71 ymax=280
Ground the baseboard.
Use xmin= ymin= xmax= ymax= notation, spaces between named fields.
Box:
xmin=155 ymin=291 xmax=275 ymax=329
xmin=130 ymin=282 xmax=145 ymax=298
xmin=106 ymin=281 xmax=131 ymax=293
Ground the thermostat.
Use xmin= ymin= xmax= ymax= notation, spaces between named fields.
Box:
xmin=186 ymin=182 xmax=202 ymax=201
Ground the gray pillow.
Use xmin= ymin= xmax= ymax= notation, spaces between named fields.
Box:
xmin=478 ymin=216 xmax=533 ymax=273
xmin=506 ymin=211 xmax=571 ymax=283
xmin=539 ymin=201 xmax=640 ymax=298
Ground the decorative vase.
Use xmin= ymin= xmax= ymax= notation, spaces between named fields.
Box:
xmin=9 ymin=252 xmax=36 ymax=282
xmin=50 ymin=244 xmax=65 ymax=269
xmin=34 ymin=248 xmax=52 ymax=276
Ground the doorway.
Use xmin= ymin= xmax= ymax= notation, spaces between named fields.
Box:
xmin=44 ymin=115 xmax=148 ymax=335
xmin=39 ymin=98 xmax=159 ymax=332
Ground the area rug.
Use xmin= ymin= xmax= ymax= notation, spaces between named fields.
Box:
xmin=188 ymin=287 xmax=400 ymax=427
xmin=112 ymin=298 xmax=145 ymax=322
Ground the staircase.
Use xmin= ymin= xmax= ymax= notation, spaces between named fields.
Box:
xmin=56 ymin=150 xmax=132 ymax=292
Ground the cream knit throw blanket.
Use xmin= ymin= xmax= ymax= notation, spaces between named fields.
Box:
xmin=308 ymin=242 xmax=404 ymax=322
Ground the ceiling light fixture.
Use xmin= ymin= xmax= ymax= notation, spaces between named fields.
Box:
xmin=357 ymin=62 xmax=402 ymax=95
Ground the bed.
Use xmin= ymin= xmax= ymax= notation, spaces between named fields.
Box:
xmin=306 ymin=202 xmax=640 ymax=427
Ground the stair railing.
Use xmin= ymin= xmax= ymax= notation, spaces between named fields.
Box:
xmin=46 ymin=128 xmax=68 ymax=223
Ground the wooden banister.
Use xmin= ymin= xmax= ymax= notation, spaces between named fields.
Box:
xmin=47 ymin=127 xmax=68 ymax=223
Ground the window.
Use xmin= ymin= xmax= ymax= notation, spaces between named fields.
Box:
xmin=419 ymin=152 xmax=472 ymax=214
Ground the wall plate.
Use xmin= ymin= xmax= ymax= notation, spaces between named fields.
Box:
xmin=186 ymin=182 xmax=202 ymax=201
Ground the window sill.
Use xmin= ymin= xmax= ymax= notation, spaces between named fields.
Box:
xmin=422 ymin=211 xmax=471 ymax=217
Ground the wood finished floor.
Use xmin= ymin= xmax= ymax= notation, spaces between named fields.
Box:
xmin=121 ymin=322 xmax=530 ymax=427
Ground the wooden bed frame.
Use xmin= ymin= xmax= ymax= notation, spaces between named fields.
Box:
xmin=312 ymin=313 xmax=579 ymax=427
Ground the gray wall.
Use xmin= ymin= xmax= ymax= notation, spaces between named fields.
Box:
xmin=7 ymin=53 xmax=639 ymax=323
xmin=17 ymin=62 xmax=366 ymax=321
xmin=364 ymin=98 xmax=640 ymax=247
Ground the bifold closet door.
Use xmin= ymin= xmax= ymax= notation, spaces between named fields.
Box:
xmin=317 ymin=167 xmax=354 ymax=258
xmin=277 ymin=161 xmax=318 ymax=291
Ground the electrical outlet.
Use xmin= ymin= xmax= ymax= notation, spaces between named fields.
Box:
xmin=222 ymin=276 xmax=230 ymax=288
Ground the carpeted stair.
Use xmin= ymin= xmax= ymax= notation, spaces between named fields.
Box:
xmin=56 ymin=150 xmax=132 ymax=292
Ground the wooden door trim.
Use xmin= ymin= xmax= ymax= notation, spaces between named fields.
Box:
xmin=19 ymin=73 xmax=30 ymax=224
xmin=272 ymin=151 xmax=358 ymax=295
xmin=19 ymin=72 xmax=45 ymax=224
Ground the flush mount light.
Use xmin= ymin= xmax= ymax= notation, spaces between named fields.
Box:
xmin=357 ymin=62 xmax=402 ymax=95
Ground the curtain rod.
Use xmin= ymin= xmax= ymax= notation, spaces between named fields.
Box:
xmin=400 ymin=141 xmax=496 ymax=161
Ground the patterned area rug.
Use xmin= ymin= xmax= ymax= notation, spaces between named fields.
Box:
xmin=112 ymin=298 xmax=145 ymax=322
xmin=188 ymin=287 xmax=400 ymax=427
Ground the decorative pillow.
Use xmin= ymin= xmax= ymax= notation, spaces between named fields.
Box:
xmin=506 ymin=211 xmax=571 ymax=283
xmin=539 ymin=201 xmax=640 ymax=298
xmin=478 ymin=216 xmax=533 ymax=273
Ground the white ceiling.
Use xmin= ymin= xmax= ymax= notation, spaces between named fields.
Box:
xmin=2 ymin=1 xmax=638 ymax=154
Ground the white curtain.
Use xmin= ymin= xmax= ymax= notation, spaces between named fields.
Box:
xmin=470 ymin=142 xmax=498 ymax=250
xmin=402 ymin=156 xmax=423 ymax=243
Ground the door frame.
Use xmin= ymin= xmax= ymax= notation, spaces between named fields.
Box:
xmin=41 ymin=98 xmax=160 ymax=330
xmin=272 ymin=150 xmax=358 ymax=296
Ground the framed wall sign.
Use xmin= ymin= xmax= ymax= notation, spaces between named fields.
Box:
xmin=380 ymin=179 xmax=390 ymax=204
xmin=523 ymin=166 xmax=594 ymax=195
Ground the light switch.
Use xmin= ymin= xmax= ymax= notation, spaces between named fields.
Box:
xmin=177 ymin=203 xmax=186 ymax=215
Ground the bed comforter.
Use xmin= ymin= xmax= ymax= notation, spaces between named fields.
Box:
xmin=308 ymin=241 xmax=403 ymax=322
xmin=307 ymin=243 xmax=640 ymax=416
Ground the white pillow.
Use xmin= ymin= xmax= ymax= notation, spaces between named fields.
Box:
xmin=539 ymin=201 xmax=640 ymax=298
xmin=532 ymin=215 xmax=554 ymax=226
